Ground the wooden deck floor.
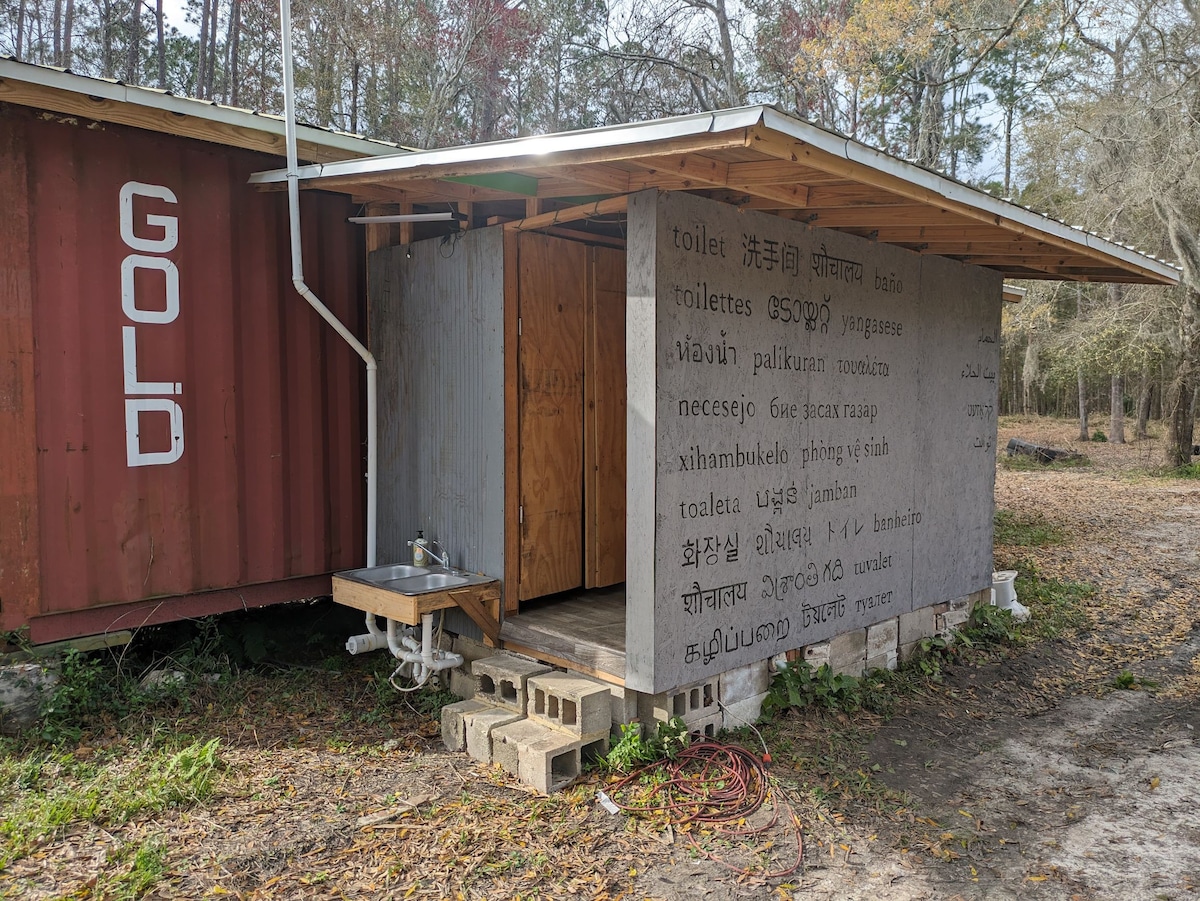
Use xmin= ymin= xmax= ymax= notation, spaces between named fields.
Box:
xmin=499 ymin=585 xmax=626 ymax=684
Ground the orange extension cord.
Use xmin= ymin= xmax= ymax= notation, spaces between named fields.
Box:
xmin=605 ymin=737 xmax=804 ymax=878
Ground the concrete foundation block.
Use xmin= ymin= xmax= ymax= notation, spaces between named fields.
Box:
xmin=899 ymin=606 xmax=939 ymax=647
xmin=448 ymin=666 xmax=476 ymax=701
xmin=686 ymin=711 xmax=725 ymax=739
xmin=464 ymin=706 xmax=523 ymax=764
xmin=526 ymin=671 xmax=612 ymax=739
xmin=608 ymin=684 xmax=640 ymax=727
xmin=802 ymin=642 xmax=831 ymax=670
xmin=441 ymin=698 xmax=495 ymax=752
xmin=936 ymin=609 xmax=970 ymax=639
xmin=721 ymin=692 xmax=768 ymax=730
xmin=866 ymin=619 xmax=899 ymax=657
xmin=472 ymin=654 xmax=551 ymax=713
xmin=448 ymin=637 xmax=496 ymax=699
xmin=948 ymin=593 xmax=972 ymax=611
xmin=866 ymin=649 xmax=898 ymax=672
xmin=829 ymin=629 xmax=867 ymax=676
xmin=638 ymin=676 xmax=719 ymax=730
xmin=719 ymin=660 xmax=770 ymax=707
xmin=491 ymin=719 xmax=608 ymax=794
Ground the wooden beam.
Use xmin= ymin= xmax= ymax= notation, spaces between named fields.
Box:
xmin=0 ymin=79 xmax=379 ymax=163
xmin=448 ymin=585 xmax=502 ymax=645
xmin=531 ymin=162 xmax=631 ymax=195
xmin=541 ymin=226 xmax=626 ymax=249
xmin=502 ymin=229 xmax=520 ymax=615
xmin=746 ymin=123 xmax=1172 ymax=284
xmin=504 ymin=195 xmax=629 ymax=232
xmin=304 ymin=130 xmax=754 ymax=193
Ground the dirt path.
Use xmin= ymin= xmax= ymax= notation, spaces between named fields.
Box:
xmin=4 ymin=417 xmax=1200 ymax=900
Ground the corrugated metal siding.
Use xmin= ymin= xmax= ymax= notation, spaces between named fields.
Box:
xmin=370 ymin=230 xmax=506 ymax=640
xmin=0 ymin=105 xmax=365 ymax=635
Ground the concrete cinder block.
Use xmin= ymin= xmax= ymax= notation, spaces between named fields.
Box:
xmin=472 ymin=654 xmax=551 ymax=713
xmin=720 ymin=693 xmax=768 ymax=730
xmin=448 ymin=666 xmax=475 ymax=701
xmin=686 ymin=711 xmax=725 ymax=739
xmin=866 ymin=649 xmax=899 ymax=672
xmin=899 ymin=606 xmax=939 ymax=647
xmin=448 ymin=637 xmax=497 ymax=699
xmin=866 ymin=618 xmax=899 ymax=657
xmin=936 ymin=609 xmax=970 ymax=639
xmin=441 ymin=698 xmax=495 ymax=752
xmin=464 ymin=706 xmax=523 ymax=764
xmin=638 ymin=676 xmax=719 ymax=730
xmin=802 ymin=642 xmax=831 ymax=670
xmin=526 ymin=671 xmax=611 ymax=739
xmin=718 ymin=660 xmax=770 ymax=707
xmin=608 ymin=684 xmax=640 ymax=727
xmin=829 ymin=629 xmax=867 ymax=676
xmin=491 ymin=719 xmax=609 ymax=794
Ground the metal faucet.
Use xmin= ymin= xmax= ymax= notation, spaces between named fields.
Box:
xmin=408 ymin=537 xmax=451 ymax=570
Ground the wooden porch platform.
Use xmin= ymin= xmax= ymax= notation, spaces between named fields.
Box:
xmin=499 ymin=585 xmax=626 ymax=684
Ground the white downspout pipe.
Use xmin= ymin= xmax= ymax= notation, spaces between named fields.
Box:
xmin=279 ymin=0 xmax=384 ymax=649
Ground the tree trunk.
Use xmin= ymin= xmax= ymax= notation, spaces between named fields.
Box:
xmin=206 ymin=0 xmax=219 ymax=98
xmin=15 ymin=0 xmax=26 ymax=59
xmin=226 ymin=0 xmax=240 ymax=104
xmin=125 ymin=0 xmax=142 ymax=84
xmin=1078 ymin=368 xmax=1089 ymax=441
xmin=52 ymin=0 xmax=62 ymax=65
xmin=1110 ymin=373 xmax=1125 ymax=444
xmin=1022 ymin=336 xmax=1039 ymax=414
xmin=155 ymin=0 xmax=166 ymax=88
xmin=1135 ymin=368 xmax=1153 ymax=440
xmin=196 ymin=0 xmax=211 ymax=98
xmin=62 ymin=0 xmax=74 ymax=66
xmin=1166 ymin=362 xmax=1196 ymax=468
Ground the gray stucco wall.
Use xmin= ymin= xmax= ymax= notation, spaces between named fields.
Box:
xmin=626 ymin=190 xmax=1001 ymax=693
xmin=369 ymin=228 xmax=507 ymax=639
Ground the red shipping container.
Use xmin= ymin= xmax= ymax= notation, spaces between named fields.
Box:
xmin=0 ymin=104 xmax=366 ymax=642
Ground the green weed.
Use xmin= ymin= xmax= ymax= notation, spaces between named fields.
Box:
xmin=0 ymin=738 xmax=223 ymax=866
xmin=993 ymin=509 xmax=1066 ymax=547
xmin=601 ymin=717 xmax=690 ymax=773
xmin=1000 ymin=453 xmax=1090 ymax=472
xmin=1110 ymin=670 xmax=1159 ymax=691
xmin=960 ymin=602 xmax=1017 ymax=647
xmin=1009 ymin=562 xmax=1093 ymax=641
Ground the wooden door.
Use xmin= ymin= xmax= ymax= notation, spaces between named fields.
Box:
xmin=517 ymin=233 xmax=586 ymax=601
xmin=585 ymin=246 xmax=626 ymax=588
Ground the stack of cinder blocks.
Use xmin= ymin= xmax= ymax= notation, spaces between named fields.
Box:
xmin=637 ymin=674 xmax=722 ymax=737
xmin=441 ymin=654 xmax=612 ymax=794
xmin=798 ymin=589 xmax=991 ymax=676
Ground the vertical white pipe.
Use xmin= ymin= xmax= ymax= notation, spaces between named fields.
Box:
xmin=279 ymin=0 xmax=380 ymax=644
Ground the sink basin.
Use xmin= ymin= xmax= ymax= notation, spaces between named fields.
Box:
xmin=361 ymin=563 xmax=427 ymax=581
xmin=335 ymin=563 xmax=493 ymax=596
xmin=388 ymin=572 xmax=471 ymax=592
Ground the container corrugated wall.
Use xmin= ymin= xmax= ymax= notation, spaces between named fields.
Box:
xmin=0 ymin=104 xmax=365 ymax=641
xmin=370 ymin=231 xmax=506 ymax=641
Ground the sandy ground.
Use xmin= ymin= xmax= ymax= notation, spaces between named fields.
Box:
xmin=4 ymin=416 xmax=1199 ymax=900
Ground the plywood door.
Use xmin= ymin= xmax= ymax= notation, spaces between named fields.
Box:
xmin=517 ymin=233 xmax=586 ymax=601
xmin=585 ymin=246 xmax=627 ymax=588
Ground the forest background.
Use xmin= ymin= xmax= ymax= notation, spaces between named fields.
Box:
xmin=3 ymin=0 xmax=1200 ymax=462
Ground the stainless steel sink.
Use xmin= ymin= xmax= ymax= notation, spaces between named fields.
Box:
xmin=361 ymin=563 xmax=427 ymax=581
xmin=336 ymin=563 xmax=494 ymax=596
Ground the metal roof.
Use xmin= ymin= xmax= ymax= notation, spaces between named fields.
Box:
xmin=249 ymin=106 xmax=1179 ymax=285
xmin=0 ymin=56 xmax=398 ymax=163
